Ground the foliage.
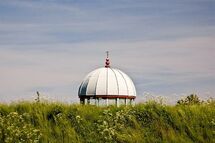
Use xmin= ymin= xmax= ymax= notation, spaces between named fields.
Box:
xmin=0 ymin=112 xmax=41 ymax=143
xmin=0 ymin=101 xmax=214 ymax=143
xmin=177 ymin=94 xmax=202 ymax=105
xmin=96 ymin=108 xmax=134 ymax=142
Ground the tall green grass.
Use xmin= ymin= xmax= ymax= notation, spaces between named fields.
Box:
xmin=0 ymin=101 xmax=214 ymax=143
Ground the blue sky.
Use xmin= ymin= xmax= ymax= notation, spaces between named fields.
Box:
xmin=0 ymin=0 xmax=215 ymax=103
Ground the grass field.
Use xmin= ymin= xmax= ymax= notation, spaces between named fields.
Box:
xmin=0 ymin=100 xmax=214 ymax=143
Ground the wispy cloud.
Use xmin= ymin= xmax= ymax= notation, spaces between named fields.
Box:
xmin=0 ymin=0 xmax=214 ymax=103
xmin=1 ymin=36 xmax=215 ymax=102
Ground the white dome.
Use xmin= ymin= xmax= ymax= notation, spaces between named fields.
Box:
xmin=78 ymin=67 xmax=136 ymax=98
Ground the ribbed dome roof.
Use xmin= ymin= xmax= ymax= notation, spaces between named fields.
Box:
xmin=78 ymin=67 xmax=136 ymax=97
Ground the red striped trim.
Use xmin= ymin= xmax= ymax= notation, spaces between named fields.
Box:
xmin=79 ymin=95 xmax=136 ymax=99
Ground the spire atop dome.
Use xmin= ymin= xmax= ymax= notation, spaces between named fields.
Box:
xmin=106 ymin=51 xmax=109 ymax=58
xmin=105 ymin=51 xmax=110 ymax=68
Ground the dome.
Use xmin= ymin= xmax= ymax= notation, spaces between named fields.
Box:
xmin=78 ymin=67 xmax=136 ymax=99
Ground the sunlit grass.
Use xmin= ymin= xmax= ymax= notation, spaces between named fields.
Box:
xmin=0 ymin=101 xmax=214 ymax=143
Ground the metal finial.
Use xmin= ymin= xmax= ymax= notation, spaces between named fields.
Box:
xmin=106 ymin=51 xmax=109 ymax=58
xmin=105 ymin=51 xmax=110 ymax=68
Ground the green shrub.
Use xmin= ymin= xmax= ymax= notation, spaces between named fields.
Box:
xmin=0 ymin=101 xmax=214 ymax=143
xmin=177 ymin=94 xmax=202 ymax=105
xmin=0 ymin=112 xmax=41 ymax=143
